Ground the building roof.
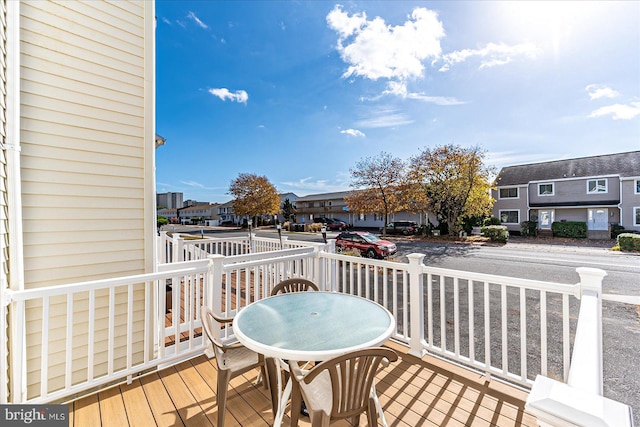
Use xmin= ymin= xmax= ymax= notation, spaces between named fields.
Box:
xmin=295 ymin=191 xmax=350 ymax=201
xmin=495 ymin=151 xmax=640 ymax=186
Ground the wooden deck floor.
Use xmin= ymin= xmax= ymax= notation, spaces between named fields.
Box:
xmin=68 ymin=341 xmax=537 ymax=427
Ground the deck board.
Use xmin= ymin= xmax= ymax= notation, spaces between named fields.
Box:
xmin=68 ymin=341 xmax=537 ymax=427
xmin=140 ymin=372 xmax=185 ymax=427
xmin=119 ymin=379 xmax=157 ymax=427
xmin=97 ymin=386 xmax=129 ymax=427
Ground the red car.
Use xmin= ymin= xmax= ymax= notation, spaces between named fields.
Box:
xmin=315 ymin=217 xmax=348 ymax=231
xmin=335 ymin=231 xmax=397 ymax=259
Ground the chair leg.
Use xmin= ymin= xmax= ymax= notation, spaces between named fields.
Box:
xmin=265 ymin=358 xmax=280 ymax=419
xmin=217 ymin=369 xmax=232 ymax=427
xmin=367 ymin=396 xmax=377 ymax=427
xmin=290 ymin=377 xmax=302 ymax=427
xmin=309 ymin=410 xmax=330 ymax=427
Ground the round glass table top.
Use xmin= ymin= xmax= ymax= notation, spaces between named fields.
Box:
xmin=233 ymin=292 xmax=395 ymax=361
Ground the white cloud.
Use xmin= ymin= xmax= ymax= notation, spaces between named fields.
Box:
xmin=354 ymin=108 xmax=414 ymax=128
xmin=280 ymin=177 xmax=350 ymax=194
xmin=588 ymin=102 xmax=640 ymax=120
xmin=440 ymin=42 xmax=539 ymax=71
xmin=327 ymin=5 xmax=444 ymax=82
xmin=161 ymin=17 xmax=172 ymax=25
xmin=382 ymin=81 xmax=465 ymax=105
xmin=340 ymin=129 xmax=366 ymax=137
xmin=439 ymin=42 xmax=539 ymax=72
xmin=179 ymin=180 xmax=222 ymax=190
xmin=585 ymin=84 xmax=620 ymax=100
xmin=187 ymin=11 xmax=208 ymax=29
xmin=209 ymin=88 xmax=249 ymax=104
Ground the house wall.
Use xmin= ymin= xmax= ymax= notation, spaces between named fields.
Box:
xmin=528 ymin=176 xmax=620 ymax=206
xmin=621 ymin=178 xmax=640 ymax=231
xmin=16 ymin=0 xmax=154 ymax=399
xmin=297 ymin=198 xmax=349 ymax=222
xmin=491 ymin=185 xmax=529 ymax=232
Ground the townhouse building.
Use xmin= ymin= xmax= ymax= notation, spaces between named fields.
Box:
xmin=492 ymin=151 xmax=640 ymax=238
xmin=294 ymin=191 xmax=429 ymax=229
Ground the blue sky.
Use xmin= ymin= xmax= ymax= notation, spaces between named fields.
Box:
xmin=155 ymin=1 xmax=640 ymax=203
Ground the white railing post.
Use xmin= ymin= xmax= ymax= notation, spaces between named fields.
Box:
xmin=526 ymin=267 xmax=634 ymax=427
xmin=204 ymin=254 xmax=225 ymax=358
xmin=249 ymin=232 xmax=256 ymax=253
xmin=569 ymin=267 xmax=606 ymax=395
xmin=172 ymin=233 xmax=184 ymax=262
xmin=9 ymin=298 xmax=26 ymax=403
xmin=407 ymin=253 xmax=427 ymax=358
xmin=312 ymin=244 xmax=322 ymax=288
xmin=206 ymin=254 xmax=225 ymax=316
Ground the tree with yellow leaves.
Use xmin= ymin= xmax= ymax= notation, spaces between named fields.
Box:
xmin=409 ymin=145 xmax=494 ymax=235
xmin=229 ymin=173 xmax=281 ymax=225
xmin=346 ymin=152 xmax=418 ymax=238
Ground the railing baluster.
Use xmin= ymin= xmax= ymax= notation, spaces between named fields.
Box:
xmin=540 ymin=290 xmax=547 ymax=376
xmin=520 ymin=287 xmax=527 ymax=382
xmin=402 ymin=270 xmax=408 ymax=340
xmin=501 ymin=284 xmax=508 ymax=374
xmin=127 ymin=284 xmax=133 ymax=370
xmin=468 ymin=280 xmax=474 ymax=364
xmin=562 ymin=293 xmax=570 ymax=382
xmin=427 ymin=273 xmax=433 ymax=348
xmin=108 ymin=287 xmax=115 ymax=374
xmin=454 ymin=277 xmax=460 ymax=357
xmin=65 ymin=293 xmax=73 ymax=390
xmin=41 ymin=295 xmax=49 ymax=398
xmin=484 ymin=281 xmax=491 ymax=374
xmin=440 ymin=275 xmax=446 ymax=352
xmin=88 ymin=289 xmax=95 ymax=381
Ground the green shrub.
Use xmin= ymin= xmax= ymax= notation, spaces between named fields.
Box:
xmin=617 ymin=233 xmax=640 ymax=251
xmin=551 ymin=221 xmax=587 ymax=238
xmin=520 ymin=221 xmax=537 ymax=237
xmin=611 ymin=224 xmax=626 ymax=239
xmin=157 ymin=215 xmax=169 ymax=227
xmin=483 ymin=217 xmax=501 ymax=226
xmin=482 ymin=225 xmax=509 ymax=242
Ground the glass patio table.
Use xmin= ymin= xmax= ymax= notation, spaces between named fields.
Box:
xmin=233 ymin=291 xmax=395 ymax=426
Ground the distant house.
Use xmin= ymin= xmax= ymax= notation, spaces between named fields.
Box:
xmin=217 ymin=200 xmax=239 ymax=225
xmin=277 ymin=192 xmax=299 ymax=223
xmin=177 ymin=204 xmax=219 ymax=225
xmin=491 ymin=151 xmax=640 ymax=238
xmin=295 ymin=191 xmax=430 ymax=228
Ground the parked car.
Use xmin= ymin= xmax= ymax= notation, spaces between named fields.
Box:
xmin=314 ymin=217 xmax=348 ymax=231
xmin=379 ymin=221 xmax=418 ymax=235
xmin=335 ymin=231 xmax=397 ymax=259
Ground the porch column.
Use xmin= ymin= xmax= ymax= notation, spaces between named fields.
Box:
xmin=407 ymin=253 xmax=427 ymax=358
xmin=525 ymin=267 xmax=633 ymax=427
xmin=204 ymin=254 xmax=225 ymax=358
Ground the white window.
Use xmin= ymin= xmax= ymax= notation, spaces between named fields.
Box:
xmin=635 ymin=180 xmax=640 ymax=194
xmin=499 ymin=210 xmax=519 ymax=224
xmin=538 ymin=183 xmax=554 ymax=196
xmin=635 ymin=207 xmax=640 ymax=226
xmin=499 ymin=187 xmax=518 ymax=199
xmin=587 ymin=179 xmax=607 ymax=193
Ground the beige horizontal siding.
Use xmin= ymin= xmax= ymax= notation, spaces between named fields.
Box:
xmin=19 ymin=0 xmax=151 ymax=397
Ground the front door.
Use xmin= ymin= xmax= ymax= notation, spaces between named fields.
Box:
xmin=588 ymin=208 xmax=608 ymax=230
xmin=539 ymin=210 xmax=554 ymax=229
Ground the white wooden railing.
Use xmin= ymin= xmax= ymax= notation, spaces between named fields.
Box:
xmin=157 ymin=231 xmax=319 ymax=263
xmin=2 ymin=236 xmax=635 ymax=425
